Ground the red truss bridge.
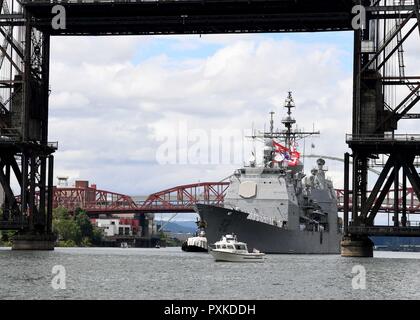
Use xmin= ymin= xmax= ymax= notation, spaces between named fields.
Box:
xmin=20 ymin=182 xmax=420 ymax=216
xmin=51 ymin=182 xmax=230 ymax=215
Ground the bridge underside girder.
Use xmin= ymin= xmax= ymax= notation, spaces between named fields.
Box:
xmin=24 ymin=0 xmax=358 ymax=35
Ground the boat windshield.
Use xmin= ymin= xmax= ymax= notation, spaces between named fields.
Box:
xmin=235 ymin=244 xmax=247 ymax=250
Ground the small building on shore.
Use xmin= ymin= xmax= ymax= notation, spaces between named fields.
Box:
xmin=94 ymin=219 xmax=135 ymax=237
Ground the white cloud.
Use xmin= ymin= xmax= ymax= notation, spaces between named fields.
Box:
xmin=49 ymin=34 xmax=356 ymax=197
xmin=51 ymin=36 xmax=145 ymax=65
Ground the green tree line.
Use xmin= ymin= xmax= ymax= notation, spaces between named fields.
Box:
xmin=0 ymin=209 xmax=15 ymax=246
xmin=0 ymin=207 xmax=104 ymax=247
xmin=53 ymin=207 xmax=103 ymax=247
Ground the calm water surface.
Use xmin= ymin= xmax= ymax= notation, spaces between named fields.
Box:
xmin=0 ymin=247 xmax=419 ymax=300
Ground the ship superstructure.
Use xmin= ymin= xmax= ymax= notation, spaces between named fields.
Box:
xmin=195 ymin=92 xmax=341 ymax=254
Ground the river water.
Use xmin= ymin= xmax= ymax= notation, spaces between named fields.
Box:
xmin=0 ymin=247 xmax=419 ymax=300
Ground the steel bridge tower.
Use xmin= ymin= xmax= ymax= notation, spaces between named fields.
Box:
xmin=342 ymin=0 xmax=420 ymax=256
xmin=0 ymin=0 xmax=56 ymax=249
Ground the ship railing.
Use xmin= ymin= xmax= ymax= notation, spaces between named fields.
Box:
xmin=346 ymin=134 xmax=420 ymax=143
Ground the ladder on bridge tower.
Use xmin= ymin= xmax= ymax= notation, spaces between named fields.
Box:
xmin=396 ymin=0 xmax=420 ymax=95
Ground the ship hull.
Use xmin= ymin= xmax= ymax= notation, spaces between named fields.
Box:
xmin=196 ymin=204 xmax=341 ymax=254
xmin=209 ymin=250 xmax=265 ymax=262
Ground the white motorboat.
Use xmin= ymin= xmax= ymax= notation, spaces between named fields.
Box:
xmin=209 ymin=234 xmax=265 ymax=262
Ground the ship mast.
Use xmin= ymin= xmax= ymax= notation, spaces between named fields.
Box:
xmin=282 ymin=92 xmax=296 ymax=149
xmin=270 ymin=92 xmax=320 ymax=149
xmin=269 ymin=111 xmax=275 ymax=138
xmin=246 ymin=92 xmax=320 ymax=168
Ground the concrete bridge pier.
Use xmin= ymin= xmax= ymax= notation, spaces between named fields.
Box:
xmin=12 ymin=233 xmax=56 ymax=251
xmin=340 ymin=235 xmax=374 ymax=257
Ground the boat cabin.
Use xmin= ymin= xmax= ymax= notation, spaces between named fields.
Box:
xmin=212 ymin=234 xmax=249 ymax=253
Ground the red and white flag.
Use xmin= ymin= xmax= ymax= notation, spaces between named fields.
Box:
xmin=272 ymin=139 xmax=300 ymax=166
xmin=272 ymin=140 xmax=289 ymax=154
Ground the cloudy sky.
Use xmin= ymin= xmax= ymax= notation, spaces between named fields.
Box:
xmin=47 ymin=28 xmax=420 ymax=222
xmin=49 ymin=32 xmax=354 ymax=193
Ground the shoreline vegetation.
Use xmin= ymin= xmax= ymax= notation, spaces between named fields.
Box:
xmin=0 ymin=207 xmax=104 ymax=248
xmin=0 ymin=207 xmax=181 ymax=249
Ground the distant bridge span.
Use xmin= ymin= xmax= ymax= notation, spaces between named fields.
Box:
xmin=51 ymin=182 xmax=230 ymax=216
xmin=44 ymin=182 xmax=420 ymax=217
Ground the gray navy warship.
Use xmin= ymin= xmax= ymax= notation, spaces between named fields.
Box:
xmin=195 ymin=92 xmax=342 ymax=254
